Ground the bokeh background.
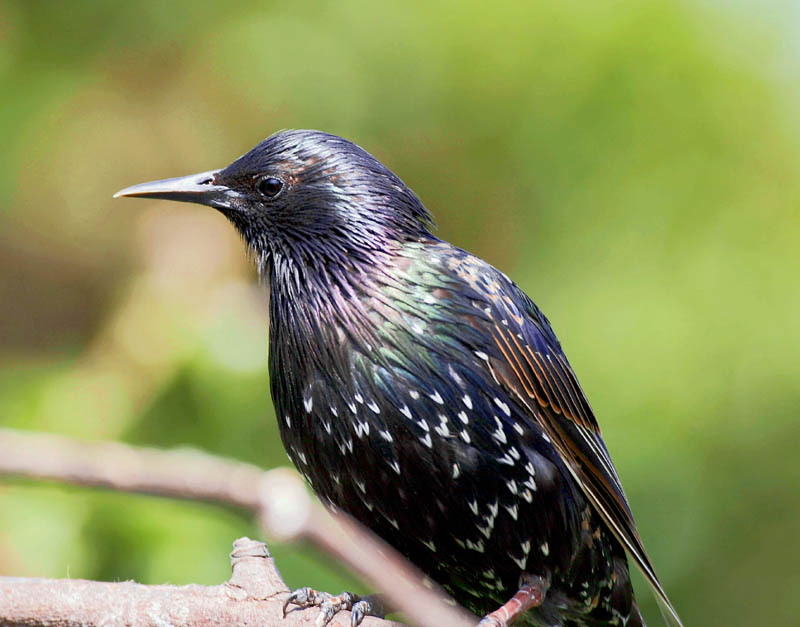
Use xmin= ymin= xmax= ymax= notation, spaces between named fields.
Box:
xmin=1 ymin=1 xmax=798 ymax=625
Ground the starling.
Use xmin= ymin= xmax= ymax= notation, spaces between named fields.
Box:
xmin=115 ymin=130 xmax=683 ymax=627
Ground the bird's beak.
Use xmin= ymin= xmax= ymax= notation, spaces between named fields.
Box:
xmin=114 ymin=169 xmax=241 ymax=211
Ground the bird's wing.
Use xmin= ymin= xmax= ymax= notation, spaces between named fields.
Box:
xmin=449 ymin=256 xmax=683 ymax=627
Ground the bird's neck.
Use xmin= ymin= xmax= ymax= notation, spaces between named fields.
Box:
xmin=264 ymin=238 xmax=440 ymax=395
xmin=266 ymin=246 xmax=388 ymax=359
xmin=264 ymin=246 xmax=386 ymax=423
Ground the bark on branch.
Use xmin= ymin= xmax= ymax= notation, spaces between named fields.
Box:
xmin=0 ymin=428 xmax=475 ymax=627
xmin=0 ymin=538 xmax=401 ymax=627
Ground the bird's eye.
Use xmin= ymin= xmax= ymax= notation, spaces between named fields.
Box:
xmin=257 ymin=177 xmax=284 ymax=198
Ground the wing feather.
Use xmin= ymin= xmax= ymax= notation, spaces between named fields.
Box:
xmin=425 ymin=246 xmax=682 ymax=625
xmin=484 ymin=293 xmax=684 ymax=627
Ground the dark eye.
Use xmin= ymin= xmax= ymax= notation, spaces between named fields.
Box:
xmin=257 ymin=176 xmax=284 ymax=198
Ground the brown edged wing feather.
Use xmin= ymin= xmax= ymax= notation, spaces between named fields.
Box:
xmin=481 ymin=289 xmax=683 ymax=626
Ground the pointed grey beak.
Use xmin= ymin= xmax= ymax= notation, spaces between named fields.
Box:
xmin=114 ymin=169 xmax=242 ymax=211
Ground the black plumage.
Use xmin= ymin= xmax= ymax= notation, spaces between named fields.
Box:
xmin=115 ymin=130 xmax=682 ymax=627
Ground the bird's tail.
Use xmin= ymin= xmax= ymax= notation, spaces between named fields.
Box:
xmin=654 ymin=594 xmax=684 ymax=627
xmin=628 ymin=601 xmax=646 ymax=627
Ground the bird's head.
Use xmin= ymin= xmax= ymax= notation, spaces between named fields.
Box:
xmin=115 ymin=130 xmax=434 ymax=275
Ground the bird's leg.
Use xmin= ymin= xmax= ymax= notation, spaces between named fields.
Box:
xmin=283 ymin=587 xmax=385 ymax=627
xmin=478 ymin=574 xmax=549 ymax=627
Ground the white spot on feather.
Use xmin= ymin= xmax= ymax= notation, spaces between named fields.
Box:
xmin=541 ymin=542 xmax=550 ymax=556
xmin=478 ymin=511 xmax=496 ymax=538
xmin=420 ymin=433 xmax=433 ymax=448
xmin=466 ymin=539 xmax=485 ymax=553
xmin=497 ymin=453 xmax=515 ymax=466
xmin=367 ymin=401 xmax=380 ymax=414
xmin=448 ymin=364 xmax=463 ymax=386
xmin=494 ymin=397 xmax=511 ymax=416
xmin=460 ymin=430 xmax=471 ymax=443
xmin=523 ymin=477 xmax=537 ymax=491
xmin=510 ymin=554 xmax=527 ymax=570
xmin=429 ymin=391 xmax=444 ymax=405
xmin=304 ymin=397 xmax=313 ymax=413
xmin=400 ymin=404 xmax=412 ymax=419
xmin=353 ymin=421 xmax=370 ymax=438
xmin=478 ymin=523 xmax=493 ymax=539
xmin=462 ymin=394 xmax=473 ymax=409
xmin=492 ymin=417 xmax=507 ymax=444
xmin=457 ymin=411 xmax=469 ymax=424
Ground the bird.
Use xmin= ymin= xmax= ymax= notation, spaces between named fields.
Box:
xmin=115 ymin=130 xmax=683 ymax=627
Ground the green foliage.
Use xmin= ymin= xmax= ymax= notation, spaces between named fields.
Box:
xmin=1 ymin=1 xmax=798 ymax=624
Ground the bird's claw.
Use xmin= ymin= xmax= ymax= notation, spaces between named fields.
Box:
xmin=283 ymin=587 xmax=382 ymax=626
xmin=349 ymin=597 xmax=383 ymax=626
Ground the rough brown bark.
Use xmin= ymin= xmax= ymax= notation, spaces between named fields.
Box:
xmin=0 ymin=538 xmax=402 ymax=627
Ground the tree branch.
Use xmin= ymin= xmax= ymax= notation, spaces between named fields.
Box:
xmin=0 ymin=537 xmax=401 ymax=626
xmin=0 ymin=428 xmax=476 ymax=627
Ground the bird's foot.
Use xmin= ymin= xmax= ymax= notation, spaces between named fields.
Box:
xmin=283 ymin=587 xmax=384 ymax=626
xmin=477 ymin=575 xmax=549 ymax=627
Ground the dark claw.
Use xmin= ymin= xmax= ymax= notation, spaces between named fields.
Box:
xmin=283 ymin=586 xmax=315 ymax=617
xmin=283 ymin=587 xmax=378 ymax=626
xmin=351 ymin=595 xmax=385 ymax=627
xmin=320 ymin=602 xmax=337 ymax=626
xmin=350 ymin=602 xmax=366 ymax=627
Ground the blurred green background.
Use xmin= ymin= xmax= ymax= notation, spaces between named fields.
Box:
xmin=1 ymin=1 xmax=798 ymax=625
